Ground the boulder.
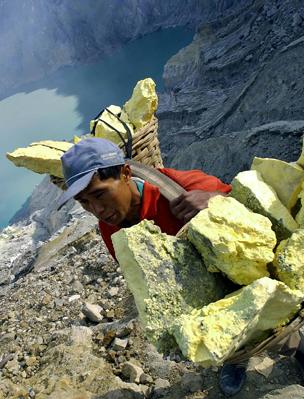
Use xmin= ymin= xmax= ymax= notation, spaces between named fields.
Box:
xmin=111 ymin=220 xmax=225 ymax=349
xmin=6 ymin=140 xmax=72 ymax=177
xmin=170 ymin=277 xmax=303 ymax=367
xmin=89 ymin=105 xmax=134 ymax=145
xmin=121 ymin=78 xmax=158 ymax=129
xmin=230 ymin=170 xmax=298 ymax=241
xmin=251 ymin=156 xmax=304 ymax=209
xmin=273 ymin=229 xmax=304 ymax=292
xmin=187 ymin=195 xmax=276 ymax=285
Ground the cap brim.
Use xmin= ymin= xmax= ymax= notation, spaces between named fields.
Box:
xmin=57 ymin=170 xmax=96 ymax=210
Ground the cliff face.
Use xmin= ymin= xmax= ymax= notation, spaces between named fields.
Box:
xmin=0 ymin=0 xmax=248 ymax=98
xmin=158 ymin=0 xmax=304 ymax=180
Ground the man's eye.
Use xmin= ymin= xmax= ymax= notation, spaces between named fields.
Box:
xmin=95 ymin=191 xmax=105 ymax=199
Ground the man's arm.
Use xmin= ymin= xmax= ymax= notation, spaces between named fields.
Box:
xmin=170 ymin=190 xmax=228 ymax=223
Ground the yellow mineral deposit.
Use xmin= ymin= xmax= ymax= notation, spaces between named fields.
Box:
xmin=231 ymin=170 xmax=298 ymax=241
xmin=89 ymin=104 xmax=134 ymax=144
xmin=171 ymin=277 xmax=303 ymax=367
xmin=251 ymin=157 xmax=304 ymax=210
xmin=121 ymin=78 xmax=158 ymax=129
xmin=6 ymin=140 xmax=73 ymax=177
xmin=111 ymin=220 xmax=225 ymax=348
xmin=187 ymin=195 xmax=276 ymax=285
xmin=273 ymin=229 xmax=304 ymax=292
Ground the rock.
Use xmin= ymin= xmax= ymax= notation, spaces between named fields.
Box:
xmin=69 ymin=294 xmax=81 ymax=303
xmin=231 ymin=170 xmax=298 ymax=241
xmin=82 ymin=302 xmax=103 ymax=322
xmin=112 ymin=337 xmax=129 ymax=351
xmin=139 ymin=373 xmax=153 ymax=384
xmin=180 ymin=372 xmax=204 ymax=393
xmin=6 ymin=140 xmax=72 ymax=177
xmin=251 ymin=157 xmax=304 ymax=210
xmin=121 ymin=78 xmax=158 ymax=129
xmin=111 ymin=220 xmax=225 ymax=349
xmin=250 ymin=356 xmax=275 ymax=378
xmin=292 ymin=13 xmax=302 ymax=28
xmin=273 ymin=229 xmax=304 ymax=292
xmin=171 ymin=277 xmax=302 ymax=367
xmin=121 ymin=361 xmax=145 ymax=383
xmin=153 ymin=378 xmax=170 ymax=397
xmin=260 ymin=384 xmax=304 ymax=398
xmin=71 ymin=280 xmax=84 ymax=293
xmin=90 ymin=105 xmax=134 ymax=145
xmin=188 ymin=195 xmax=276 ymax=285
xmin=109 ymin=287 xmax=119 ymax=297
xmin=70 ymin=326 xmax=93 ymax=348
xmin=5 ymin=356 xmax=19 ymax=374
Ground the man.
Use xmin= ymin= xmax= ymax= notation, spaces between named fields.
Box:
xmin=57 ymin=137 xmax=231 ymax=257
xmin=57 ymin=137 xmax=248 ymax=396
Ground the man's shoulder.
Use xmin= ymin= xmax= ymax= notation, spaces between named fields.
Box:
xmin=158 ymin=167 xmax=231 ymax=193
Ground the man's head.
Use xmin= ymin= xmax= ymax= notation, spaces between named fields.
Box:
xmin=57 ymin=138 xmax=140 ymax=225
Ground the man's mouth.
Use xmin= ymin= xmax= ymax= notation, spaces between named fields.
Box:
xmin=104 ymin=212 xmax=117 ymax=224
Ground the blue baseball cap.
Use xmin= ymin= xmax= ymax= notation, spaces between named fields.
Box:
xmin=57 ymin=137 xmax=125 ymax=210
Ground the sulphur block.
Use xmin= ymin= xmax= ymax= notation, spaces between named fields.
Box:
xmin=122 ymin=78 xmax=158 ymax=129
xmin=89 ymin=105 xmax=134 ymax=145
xmin=231 ymin=170 xmax=298 ymax=241
xmin=187 ymin=195 xmax=276 ymax=285
xmin=251 ymin=157 xmax=304 ymax=210
xmin=111 ymin=220 xmax=226 ymax=349
xmin=171 ymin=277 xmax=303 ymax=367
xmin=273 ymin=229 xmax=304 ymax=292
xmin=297 ymin=136 xmax=304 ymax=168
xmin=6 ymin=140 xmax=73 ymax=177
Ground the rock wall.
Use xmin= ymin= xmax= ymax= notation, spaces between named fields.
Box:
xmin=158 ymin=0 xmax=304 ymax=177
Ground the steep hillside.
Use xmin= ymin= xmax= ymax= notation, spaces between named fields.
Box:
xmin=158 ymin=0 xmax=304 ymax=180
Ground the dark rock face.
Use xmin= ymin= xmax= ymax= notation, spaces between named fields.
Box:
xmin=0 ymin=0 xmax=249 ymax=98
xmin=158 ymin=0 xmax=304 ymax=177
xmin=170 ymin=120 xmax=304 ymax=183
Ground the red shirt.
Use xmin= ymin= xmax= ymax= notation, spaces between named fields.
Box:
xmin=99 ymin=168 xmax=231 ymax=258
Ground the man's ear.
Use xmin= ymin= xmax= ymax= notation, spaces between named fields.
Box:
xmin=121 ymin=164 xmax=132 ymax=181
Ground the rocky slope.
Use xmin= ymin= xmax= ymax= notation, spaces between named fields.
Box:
xmin=158 ymin=0 xmax=304 ymax=181
xmin=0 ymin=0 xmax=249 ymax=99
xmin=1 ymin=218 xmax=304 ymax=398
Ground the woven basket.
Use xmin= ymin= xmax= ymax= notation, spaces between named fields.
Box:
xmin=50 ymin=116 xmax=163 ymax=190
xmin=118 ymin=116 xmax=163 ymax=168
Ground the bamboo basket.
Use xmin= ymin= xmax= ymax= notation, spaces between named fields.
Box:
xmin=119 ymin=116 xmax=163 ymax=168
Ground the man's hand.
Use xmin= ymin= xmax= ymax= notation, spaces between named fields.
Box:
xmin=170 ymin=190 xmax=225 ymax=223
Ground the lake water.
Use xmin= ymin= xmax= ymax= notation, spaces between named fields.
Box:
xmin=0 ymin=27 xmax=193 ymax=229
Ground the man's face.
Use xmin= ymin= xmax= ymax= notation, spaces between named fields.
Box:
xmin=75 ymin=165 xmax=137 ymax=226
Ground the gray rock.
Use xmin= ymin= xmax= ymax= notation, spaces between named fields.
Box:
xmin=260 ymin=385 xmax=304 ymax=398
xmin=82 ymin=302 xmax=103 ymax=323
xmin=153 ymin=378 xmax=171 ymax=397
xmin=112 ymin=337 xmax=129 ymax=351
xmin=181 ymin=372 xmax=204 ymax=393
xmin=122 ymin=361 xmax=145 ymax=384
